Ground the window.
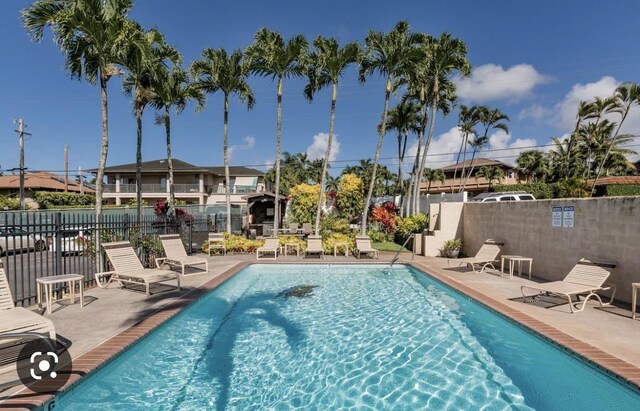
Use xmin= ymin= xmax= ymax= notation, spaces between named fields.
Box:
xmin=519 ymin=195 xmax=534 ymax=201
xmin=500 ymin=196 xmax=516 ymax=201
xmin=160 ymin=177 xmax=167 ymax=186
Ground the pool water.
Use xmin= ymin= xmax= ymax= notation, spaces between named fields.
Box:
xmin=53 ymin=264 xmax=640 ymax=410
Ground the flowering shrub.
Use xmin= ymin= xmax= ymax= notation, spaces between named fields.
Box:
xmin=201 ymin=234 xmax=265 ymax=254
xmin=369 ymin=203 xmax=398 ymax=233
xmin=289 ymin=183 xmax=323 ymax=224
xmin=336 ymin=174 xmax=364 ymax=221
xmin=321 ymin=233 xmax=355 ymax=255
xmin=279 ymin=235 xmax=307 ymax=254
xmin=395 ymin=213 xmax=429 ymax=244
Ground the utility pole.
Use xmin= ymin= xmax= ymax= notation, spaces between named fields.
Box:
xmin=78 ymin=166 xmax=84 ymax=195
xmin=13 ymin=119 xmax=31 ymax=210
xmin=64 ymin=144 xmax=69 ymax=192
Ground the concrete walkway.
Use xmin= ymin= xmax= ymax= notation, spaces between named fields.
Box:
xmin=2 ymin=251 xmax=639 ymax=400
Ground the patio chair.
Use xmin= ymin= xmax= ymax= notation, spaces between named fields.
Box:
xmin=304 ymin=235 xmax=323 ymax=258
xmin=447 ymin=239 xmax=505 ymax=274
xmin=301 ymin=223 xmax=313 ymax=235
xmin=207 ymin=232 xmax=226 ymax=256
xmin=257 ymin=238 xmax=280 ymax=260
xmin=96 ymin=242 xmax=181 ymax=297
xmin=0 ymin=260 xmax=56 ymax=377
xmin=157 ymin=234 xmax=208 ymax=276
xmin=354 ymin=236 xmax=378 ymax=259
xmin=520 ymin=258 xmax=617 ymax=313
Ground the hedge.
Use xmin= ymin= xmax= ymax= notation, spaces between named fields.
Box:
xmin=0 ymin=195 xmax=20 ymax=210
xmin=33 ymin=191 xmax=96 ymax=209
xmin=605 ymin=185 xmax=640 ymax=196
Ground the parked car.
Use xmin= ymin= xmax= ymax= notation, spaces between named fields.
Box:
xmin=469 ymin=192 xmax=536 ymax=202
xmin=0 ymin=226 xmax=48 ymax=255
xmin=48 ymin=227 xmax=93 ymax=255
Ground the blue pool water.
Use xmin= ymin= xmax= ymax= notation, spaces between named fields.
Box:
xmin=52 ymin=264 xmax=640 ymax=410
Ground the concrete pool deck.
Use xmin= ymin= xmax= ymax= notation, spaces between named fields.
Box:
xmin=1 ymin=252 xmax=639 ymax=408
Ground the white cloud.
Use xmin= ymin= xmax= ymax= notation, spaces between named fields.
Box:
xmin=228 ymin=136 xmax=256 ymax=160
xmin=518 ymin=104 xmax=551 ymax=121
xmin=551 ymin=76 xmax=619 ymax=130
xmin=486 ymin=130 xmax=537 ymax=165
xmin=455 ymin=63 xmax=551 ymax=103
xmin=306 ymin=132 xmax=341 ymax=161
xmin=264 ymin=159 xmax=274 ymax=167
xmin=404 ymin=127 xmax=465 ymax=171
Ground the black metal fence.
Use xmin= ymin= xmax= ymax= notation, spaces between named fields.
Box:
xmin=0 ymin=210 xmax=223 ymax=307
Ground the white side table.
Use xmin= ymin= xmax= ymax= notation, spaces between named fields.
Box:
xmin=632 ymin=283 xmax=639 ymax=320
xmin=283 ymin=243 xmax=300 ymax=257
xmin=334 ymin=242 xmax=349 ymax=257
xmin=501 ymin=255 xmax=533 ymax=280
xmin=37 ymin=274 xmax=84 ymax=315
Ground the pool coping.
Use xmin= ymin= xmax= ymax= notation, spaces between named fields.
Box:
xmin=1 ymin=260 xmax=639 ymax=409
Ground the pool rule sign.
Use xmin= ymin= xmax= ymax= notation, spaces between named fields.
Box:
xmin=552 ymin=205 xmax=575 ymax=228
xmin=552 ymin=206 xmax=562 ymax=227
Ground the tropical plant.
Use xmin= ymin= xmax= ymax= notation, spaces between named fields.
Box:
xmin=441 ymin=238 xmax=463 ymax=258
xmin=515 ymin=150 xmax=548 ymax=183
xmin=422 ymin=168 xmax=446 ymax=193
xmin=555 ymin=177 xmax=589 ymax=198
xmin=369 ymin=201 xmax=399 ymax=233
xmin=22 ymin=0 xmax=138 ymax=227
xmin=342 ymin=159 xmax=394 ymax=197
xmin=0 ymin=196 xmax=21 ymax=210
xmin=305 ymin=36 xmax=361 ymax=235
xmin=336 ymin=173 xmax=364 ymax=222
xmin=322 ymin=233 xmax=355 ymax=255
xmin=122 ymin=27 xmax=180 ymax=221
xmin=288 ymin=183 xmax=323 ymax=225
xmin=475 ymin=166 xmax=505 ymax=188
xmin=191 ymin=48 xmax=255 ymax=233
xmin=395 ymin=212 xmax=428 ymax=244
xmin=358 ymin=20 xmax=424 ymax=234
xmin=381 ymin=100 xmax=421 ymax=193
xmin=246 ymin=28 xmax=308 ymax=233
xmin=456 ymin=105 xmax=480 ymax=192
xmin=151 ymin=67 xmax=205 ymax=208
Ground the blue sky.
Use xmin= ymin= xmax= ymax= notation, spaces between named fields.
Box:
xmin=1 ymin=0 xmax=639 ymax=179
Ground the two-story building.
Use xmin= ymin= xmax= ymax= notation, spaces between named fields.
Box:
xmin=92 ymin=159 xmax=266 ymax=206
xmin=420 ymin=158 xmax=519 ymax=196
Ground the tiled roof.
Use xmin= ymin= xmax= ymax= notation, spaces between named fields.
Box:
xmin=440 ymin=158 xmax=514 ymax=172
xmin=0 ymin=171 xmax=93 ymax=193
xmin=587 ymin=176 xmax=640 ymax=186
xmin=88 ymin=159 xmax=264 ymax=176
xmin=205 ymin=166 xmax=264 ymax=176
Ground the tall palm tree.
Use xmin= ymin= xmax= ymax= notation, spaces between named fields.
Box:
xmin=246 ymin=29 xmax=308 ymax=234
xmin=423 ymin=168 xmax=445 ymax=193
xmin=590 ymin=82 xmax=640 ymax=194
xmin=358 ymin=21 xmax=424 ymax=235
xmin=460 ymin=107 xmax=509 ymax=192
xmin=151 ymin=67 xmax=205 ymax=208
xmin=123 ymin=27 xmax=180 ymax=221
xmin=191 ymin=48 xmax=255 ymax=233
xmin=454 ymin=105 xmax=479 ymax=192
xmin=413 ymin=33 xmax=470 ymax=214
xmin=515 ymin=150 xmax=548 ymax=183
xmin=22 ymin=0 xmax=137 ymax=223
xmin=475 ymin=166 xmax=505 ymax=189
xmin=304 ymin=36 xmax=360 ymax=235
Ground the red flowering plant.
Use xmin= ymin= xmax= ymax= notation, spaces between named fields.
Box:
xmin=369 ymin=201 xmax=399 ymax=233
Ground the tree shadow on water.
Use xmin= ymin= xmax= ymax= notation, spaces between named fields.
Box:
xmin=171 ymin=290 xmax=306 ymax=411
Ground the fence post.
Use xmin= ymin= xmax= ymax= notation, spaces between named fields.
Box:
xmin=54 ymin=212 xmax=63 ymax=276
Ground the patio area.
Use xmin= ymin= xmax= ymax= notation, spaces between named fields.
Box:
xmin=2 ymin=251 xmax=640 ymax=407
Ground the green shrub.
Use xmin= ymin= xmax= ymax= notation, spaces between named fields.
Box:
xmin=278 ymin=235 xmax=307 ymax=254
xmin=319 ymin=215 xmax=352 ymax=237
xmin=0 ymin=195 xmax=20 ymax=210
xmin=366 ymin=223 xmax=393 ymax=243
xmin=554 ymin=178 xmax=589 ymax=198
xmin=33 ymin=191 xmax=95 ymax=209
xmin=395 ymin=213 xmax=429 ymax=244
xmin=201 ymin=234 xmax=264 ymax=254
xmin=336 ymin=174 xmax=364 ymax=221
xmin=605 ymin=185 xmax=640 ymax=196
xmin=492 ymin=182 xmax=554 ymax=199
xmin=322 ymin=232 xmax=355 ymax=255
xmin=288 ymin=183 xmax=322 ymax=224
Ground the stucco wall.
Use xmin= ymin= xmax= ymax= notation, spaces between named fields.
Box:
xmin=463 ymin=197 xmax=640 ymax=303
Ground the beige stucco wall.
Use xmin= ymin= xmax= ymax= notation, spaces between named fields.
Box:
xmin=463 ymin=197 xmax=640 ymax=303
xmin=423 ymin=202 xmax=464 ymax=257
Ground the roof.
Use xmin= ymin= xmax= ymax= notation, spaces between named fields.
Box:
xmin=440 ymin=158 xmax=514 ymax=172
xmin=587 ymin=176 xmax=640 ymax=186
xmin=0 ymin=171 xmax=94 ymax=193
xmin=88 ymin=159 xmax=264 ymax=176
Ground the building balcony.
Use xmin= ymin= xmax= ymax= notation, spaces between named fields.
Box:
xmin=103 ymin=184 xmax=212 ymax=194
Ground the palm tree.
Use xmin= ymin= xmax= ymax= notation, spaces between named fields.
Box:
xmin=22 ymin=0 xmax=137 ymax=223
xmin=422 ymin=168 xmax=445 ymax=193
xmin=548 ymin=136 xmax=584 ymax=181
xmin=151 ymin=67 xmax=205 ymax=208
xmin=590 ymin=82 xmax=640 ymax=194
xmin=475 ymin=166 xmax=505 ymax=189
xmin=358 ymin=21 xmax=424 ymax=235
xmin=307 ymin=159 xmax=327 ymax=185
xmin=246 ymin=29 xmax=308 ymax=234
xmin=304 ymin=36 xmax=360 ymax=235
xmin=191 ymin=48 xmax=255 ymax=233
xmin=454 ymin=105 xmax=479 ymax=192
xmin=460 ymin=107 xmax=509 ymax=192
xmin=413 ymin=33 xmax=470 ymax=214
xmin=123 ymin=27 xmax=180 ymax=221
xmin=515 ymin=150 xmax=548 ymax=183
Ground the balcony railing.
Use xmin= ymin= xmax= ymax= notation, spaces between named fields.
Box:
xmin=103 ymin=183 xmax=261 ymax=195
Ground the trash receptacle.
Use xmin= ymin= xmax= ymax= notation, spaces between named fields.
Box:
xmin=250 ymin=229 xmax=257 ymax=240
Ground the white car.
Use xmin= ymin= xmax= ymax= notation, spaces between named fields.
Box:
xmin=49 ymin=227 xmax=93 ymax=255
xmin=469 ymin=192 xmax=536 ymax=202
xmin=0 ymin=226 xmax=48 ymax=255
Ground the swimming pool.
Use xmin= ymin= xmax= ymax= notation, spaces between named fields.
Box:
xmin=52 ymin=264 xmax=640 ymax=410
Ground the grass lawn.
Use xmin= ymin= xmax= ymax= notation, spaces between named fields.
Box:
xmin=372 ymin=242 xmax=410 ymax=253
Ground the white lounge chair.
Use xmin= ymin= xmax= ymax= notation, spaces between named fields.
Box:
xmin=157 ymin=234 xmax=208 ymax=276
xmin=96 ymin=241 xmax=181 ymax=297
xmin=301 ymin=223 xmax=313 ymax=235
xmin=520 ymin=258 xmax=617 ymax=313
xmin=304 ymin=235 xmax=323 ymax=258
xmin=207 ymin=232 xmax=226 ymax=256
xmin=257 ymin=238 xmax=280 ymax=260
xmin=447 ymin=239 xmax=505 ymax=274
xmin=0 ymin=260 xmax=56 ymax=378
xmin=354 ymin=236 xmax=378 ymax=259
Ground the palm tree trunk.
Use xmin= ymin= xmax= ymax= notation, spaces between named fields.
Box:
xmin=314 ymin=81 xmax=337 ymax=236
xmin=409 ymin=102 xmax=428 ymax=215
xmin=223 ymin=94 xmax=232 ymax=233
xmin=415 ymin=101 xmax=437 ymax=214
xmin=451 ymin=134 xmax=465 ymax=193
xmin=361 ymin=75 xmax=391 ymax=236
xmin=95 ymin=72 xmax=110 ymax=271
xmin=461 ymin=148 xmax=478 ymax=192
xmin=135 ymin=101 xmax=143 ymax=222
xmin=397 ymin=131 xmax=403 ymax=195
xmin=273 ymin=76 xmax=283 ymax=235
xmin=590 ymin=108 xmax=630 ymax=196
xmin=165 ymin=107 xmax=175 ymax=208
xmin=459 ymin=134 xmax=469 ymax=192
